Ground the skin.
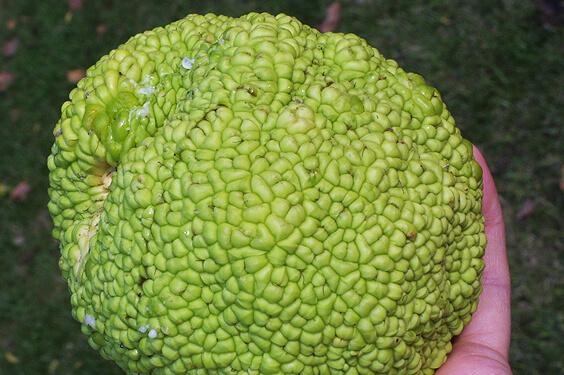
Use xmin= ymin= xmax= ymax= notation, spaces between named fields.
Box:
xmin=437 ymin=146 xmax=512 ymax=375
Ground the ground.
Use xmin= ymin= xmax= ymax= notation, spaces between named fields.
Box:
xmin=0 ymin=0 xmax=562 ymax=374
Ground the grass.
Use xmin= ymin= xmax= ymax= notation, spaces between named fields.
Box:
xmin=0 ymin=0 xmax=562 ymax=374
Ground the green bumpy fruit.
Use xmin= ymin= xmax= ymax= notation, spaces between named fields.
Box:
xmin=47 ymin=12 xmax=486 ymax=375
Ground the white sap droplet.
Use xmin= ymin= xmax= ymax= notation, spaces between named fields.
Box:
xmin=138 ymin=86 xmax=156 ymax=95
xmin=181 ymin=57 xmax=195 ymax=69
xmin=84 ymin=314 xmax=96 ymax=328
xmin=137 ymin=102 xmax=150 ymax=118
xmin=141 ymin=74 xmax=153 ymax=85
xmin=138 ymin=324 xmax=150 ymax=333
xmin=148 ymin=329 xmax=158 ymax=339
xmin=129 ymin=102 xmax=150 ymax=124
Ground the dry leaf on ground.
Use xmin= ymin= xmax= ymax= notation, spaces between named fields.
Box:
xmin=3 ymin=38 xmax=19 ymax=57
xmin=6 ymin=19 xmax=17 ymax=31
xmin=66 ymin=68 xmax=85 ymax=83
xmin=0 ymin=182 xmax=8 ymax=197
xmin=516 ymin=198 xmax=537 ymax=220
xmin=318 ymin=2 xmax=342 ymax=32
xmin=96 ymin=24 xmax=108 ymax=35
xmin=10 ymin=181 xmax=31 ymax=202
xmin=68 ymin=0 xmax=84 ymax=11
xmin=4 ymin=351 xmax=19 ymax=364
xmin=0 ymin=71 xmax=14 ymax=91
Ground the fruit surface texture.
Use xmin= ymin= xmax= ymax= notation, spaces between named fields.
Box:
xmin=47 ymin=12 xmax=486 ymax=375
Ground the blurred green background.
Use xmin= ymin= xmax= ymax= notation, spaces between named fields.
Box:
xmin=0 ymin=0 xmax=562 ymax=374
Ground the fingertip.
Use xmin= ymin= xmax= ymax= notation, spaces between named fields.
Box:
xmin=472 ymin=145 xmax=486 ymax=167
xmin=472 ymin=145 xmax=503 ymax=226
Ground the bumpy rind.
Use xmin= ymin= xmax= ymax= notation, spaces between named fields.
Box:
xmin=47 ymin=12 xmax=485 ymax=375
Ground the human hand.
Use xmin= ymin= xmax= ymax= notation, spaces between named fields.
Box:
xmin=437 ymin=147 xmax=512 ymax=374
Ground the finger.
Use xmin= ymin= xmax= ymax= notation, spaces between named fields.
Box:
xmin=437 ymin=146 xmax=512 ymax=375
xmin=454 ymin=146 xmax=511 ymax=356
